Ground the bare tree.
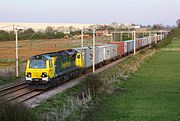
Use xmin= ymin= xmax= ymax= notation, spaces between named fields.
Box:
xmin=152 ymin=24 xmax=163 ymax=30
xmin=111 ymin=22 xmax=119 ymax=30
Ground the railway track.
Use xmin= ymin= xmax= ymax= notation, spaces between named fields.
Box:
xmin=0 ymin=82 xmax=45 ymax=104
xmin=0 ymin=82 xmax=28 ymax=97
xmin=0 ymin=81 xmax=26 ymax=91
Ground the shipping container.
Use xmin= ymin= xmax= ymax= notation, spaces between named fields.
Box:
xmin=109 ymin=42 xmax=125 ymax=56
xmin=157 ymin=35 xmax=160 ymax=42
xmin=124 ymin=40 xmax=134 ymax=52
xmin=151 ymin=36 xmax=156 ymax=43
xmin=98 ymin=44 xmax=118 ymax=61
xmin=124 ymin=42 xmax=128 ymax=54
xmin=141 ymin=38 xmax=148 ymax=47
xmin=136 ymin=39 xmax=142 ymax=49
xmin=107 ymin=44 xmax=118 ymax=60
xmin=96 ymin=46 xmax=104 ymax=63
xmin=148 ymin=37 xmax=152 ymax=44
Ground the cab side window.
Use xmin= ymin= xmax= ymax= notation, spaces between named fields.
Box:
xmin=77 ymin=54 xmax=80 ymax=59
xmin=49 ymin=60 xmax=53 ymax=68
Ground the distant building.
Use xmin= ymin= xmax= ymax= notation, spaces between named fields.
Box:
xmin=132 ymin=25 xmax=141 ymax=29
xmin=96 ymin=29 xmax=112 ymax=36
xmin=119 ymin=23 xmax=132 ymax=29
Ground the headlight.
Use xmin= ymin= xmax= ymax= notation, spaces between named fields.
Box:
xmin=42 ymin=72 xmax=47 ymax=77
xmin=27 ymin=72 xmax=31 ymax=77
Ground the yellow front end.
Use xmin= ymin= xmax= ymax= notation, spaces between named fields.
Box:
xmin=75 ymin=53 xmax=84 ymax=67
xmin=25 ymin=59 xmax=55 ymax=84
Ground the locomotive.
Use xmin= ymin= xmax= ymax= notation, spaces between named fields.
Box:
xmin=25 ymin=49 xmax=83 ymax=88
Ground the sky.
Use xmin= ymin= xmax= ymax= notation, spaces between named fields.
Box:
xmin=0 ymin=0 xmax=179 ymax=25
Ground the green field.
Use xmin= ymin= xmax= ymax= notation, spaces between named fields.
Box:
xmin=86 ymin=38 xmax=180 ymax=121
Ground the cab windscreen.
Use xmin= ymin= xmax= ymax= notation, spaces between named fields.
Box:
xmin=29 ymin=59 xmax=46 ymax=69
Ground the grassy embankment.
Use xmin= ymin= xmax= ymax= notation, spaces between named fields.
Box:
xmin=85 ymin=36 xmax=180 ymax=121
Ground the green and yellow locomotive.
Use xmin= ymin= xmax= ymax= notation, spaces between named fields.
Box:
xmin=25 ymin=49 xmax=84 ymax=88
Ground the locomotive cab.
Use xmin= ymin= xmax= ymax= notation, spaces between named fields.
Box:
xmin=25 ymin=55 xmax=55 ymax=84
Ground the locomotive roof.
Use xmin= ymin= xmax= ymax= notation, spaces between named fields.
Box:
xmin=30 ymin=49 xmax=78 ymax=60
xmin=30 ymin=54 xmax=52 ymax=60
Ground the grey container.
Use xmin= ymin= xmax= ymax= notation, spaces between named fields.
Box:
xmin=141 ymin=38 xmax=148 ymax=47
xmin=98 ymin=44 xmax=118 ymax=61
xmin=109 ymin=44 xmax=118 ymax=59
xmin=147 ymin=37 xmax=152 ymax=44
xmin=96 ymin=46 xmax=104 ymax=63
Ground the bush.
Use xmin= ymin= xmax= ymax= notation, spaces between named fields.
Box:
xmin=84 ymin=74 xmax=103 ymax=96
xmin=0 ymin=103 xmax=38 ymax=121
xmin=156 ymin=38 xmax=172 ymax=49
xmin=0 ymin=30 xmax=11 ymax=41
xmin=139 ymin=50 xmax=146 ymax=54
xmin=150 ymin=41 xmax=156 ymax=49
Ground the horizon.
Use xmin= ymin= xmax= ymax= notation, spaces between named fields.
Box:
xmin=0 ymin=22 xmax=175 ymax=27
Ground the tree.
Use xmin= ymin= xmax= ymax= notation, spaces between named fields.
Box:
xmin=46 ymin=26 xmax=54 ymax=34
xmin=176 ymin=19 xmax=180 ymax=28
xmin=54 ymin=32 xmax=65 ymax=38
xmin=111 ymin=22 xmax=119 ymax=29
xmin=69 ymin=26 xmax=74 ymax=32
xmin=23 ymin=28 xmax=35 ymax=34
xmin=152 ymin=24 xmax=163 ymax=30
xmin=0 ymin=30 xmax=10 ymax=41
xmin=147 ymin=25 xmax=152 ymax=28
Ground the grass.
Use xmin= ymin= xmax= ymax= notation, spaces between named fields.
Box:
xmin=0 ymin=59 xmax=16 ymax=63
xmin=85 ymin=38 xmax=180 ymax=121
xmin=0 ymin=103 xmax=38 ymax=121
xmin=164 ymin=36 xmax=180 ymax=48
xmin=34 ymin=82 xmax=84 ymax=114
xmin=0 ymin=77 xmax=20 ymax=86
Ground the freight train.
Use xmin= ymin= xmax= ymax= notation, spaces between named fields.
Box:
xmin=25 ymin=34 xmax=165 ymax=89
